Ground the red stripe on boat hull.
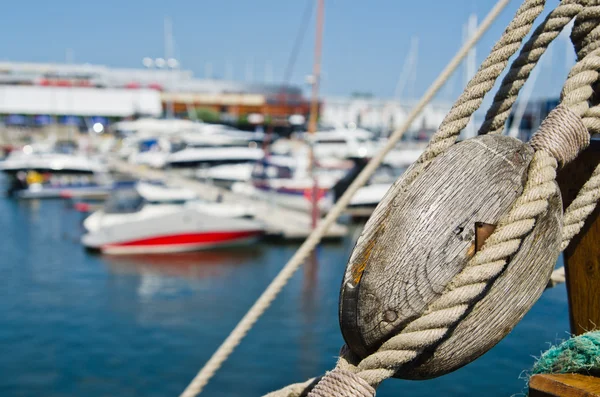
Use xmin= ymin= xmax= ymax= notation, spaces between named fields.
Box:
xmin=101 ymin=230 xmax=263 ymax=254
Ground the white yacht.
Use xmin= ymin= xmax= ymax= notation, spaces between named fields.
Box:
xmin=82 ymin=182 xmax=263 ymax=255
xmin=0 ymin=143 xmax=107 ymax=196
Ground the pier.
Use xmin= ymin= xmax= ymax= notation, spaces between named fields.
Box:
xmin=109 ymin=159 xmax=348 ymax=240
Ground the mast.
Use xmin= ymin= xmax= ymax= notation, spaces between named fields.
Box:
xmin=308 ymin=0 xmax=324 ymax=229
xmin=164 ymin=16 xmax=175 ymax=119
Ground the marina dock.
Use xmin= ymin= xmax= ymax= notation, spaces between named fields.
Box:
xmin=108 ymin=159 xmax=348 ymax=240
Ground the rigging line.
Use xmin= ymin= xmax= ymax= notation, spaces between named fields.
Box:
xmin=179 ymin=0 xmax=512 ymax=396
xmin=283 ymin=0 xmax=315 ymax=85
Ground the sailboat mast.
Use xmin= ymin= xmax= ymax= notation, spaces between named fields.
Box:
xmin=308 ymin=0 xmax=325 ymax=229
xmin=308 ymin=0 xmax=324 ymax=135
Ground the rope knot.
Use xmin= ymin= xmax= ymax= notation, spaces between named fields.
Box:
xmin=529 ymin=104 xmax=590 ymax=167
xmin=307 ymin=369 xmax=375 ymax=397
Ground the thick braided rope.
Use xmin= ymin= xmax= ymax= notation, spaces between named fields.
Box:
xmin=479 ymin=0 xmax=585 ymax=135
xmin=264 ymin=378 xmax=318 ymax=397
xmin=307 ymin=370 xmax=374 ymax=397
xmin=419 ymin=0 xmax=545 ymax=163
xmin=571 ymin=4 xmax=600 ymax=59
xmin=560 ymin=49 xmax=600 ymax=116
xmin=561 ymin=164 xmax=600 ymax=249
xmin=559 ymin=8 xmax=600 ymax=251
xmin=572 ymin=6 xmax=600 ymax=132
xmin=180 ymin=2 xmax=510 ymax=396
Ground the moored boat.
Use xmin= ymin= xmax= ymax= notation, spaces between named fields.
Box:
xmin=0 ymin=143 xmax=108 ymax=196
xmin=81 ymin=182 xmax=264 ymax=254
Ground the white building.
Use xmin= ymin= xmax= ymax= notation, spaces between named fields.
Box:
xmin=321 ymin=97 xmax=451 ymax=138
xmin=0 ymin=86 xmax=162 ymax=117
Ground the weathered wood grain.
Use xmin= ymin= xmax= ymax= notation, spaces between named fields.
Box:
xmin=339 ymin=135 xmax=562 ymax=379
xmin=404 ymin=191 xmax=561 ymax=379
xmin=530 ymin=374 xmax=600 ymax=397
xmin=557 ymin=140 xmax=600 ymax=336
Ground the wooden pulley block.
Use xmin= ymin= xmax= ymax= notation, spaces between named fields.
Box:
xmin=339 ymin=135 xmax=562 ymax=379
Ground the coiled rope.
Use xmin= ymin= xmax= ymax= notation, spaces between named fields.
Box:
xmin=178 ymin=1 xmax=515 ymax=396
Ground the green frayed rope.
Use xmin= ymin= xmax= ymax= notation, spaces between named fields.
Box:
xmin=532 ymin=331 xmax=600 ymax=376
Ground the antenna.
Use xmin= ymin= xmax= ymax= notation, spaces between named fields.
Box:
xmin=164 ymin=16 xmax=175 ymax=118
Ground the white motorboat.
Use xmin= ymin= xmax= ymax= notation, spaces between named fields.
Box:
xmin=272 ymin=128 xmax=375 ymax=161
xmin=82 ymin=182 xmax=264 ymax=254
xmin=347 ymin=183 xmax=392 ymax=215
xmin=345 ymin=165 xmax=408 ymax=218
xmin=0 ymin=144 xmax=108 ymax=196
xmin=196 ymin=163 xmax=255 ymax=187
xmin=165 ymin=146 xmax=264 ymax=169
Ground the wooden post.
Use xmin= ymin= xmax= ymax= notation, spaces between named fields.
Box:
xmin=529 ymin=140 xmax=600 ymax=397
xmin=556 ymin=139 xmax=600 ymax=336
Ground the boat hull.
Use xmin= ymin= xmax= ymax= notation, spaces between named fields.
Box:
xmin=82 ymin=207 xmax=264 ymax=255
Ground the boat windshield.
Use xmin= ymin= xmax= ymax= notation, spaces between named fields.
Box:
xmin=252 ymin=161 xmax=293 ymax=180
xmin=104 ymin=189 xmax=145 ymax=214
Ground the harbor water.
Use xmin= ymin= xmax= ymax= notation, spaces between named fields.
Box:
xmin=1 ymin=197 xmax=570 ymax=397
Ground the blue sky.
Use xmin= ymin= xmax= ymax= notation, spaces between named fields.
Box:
xmin=2 ymin=0 xmax=574 ymax=101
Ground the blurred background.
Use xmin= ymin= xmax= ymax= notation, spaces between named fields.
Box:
xmin=0 ymin=1 xmax=574 ymax=396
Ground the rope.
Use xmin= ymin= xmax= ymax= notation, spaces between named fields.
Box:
xmin=178 ymin=1 xmax=513 ymax=396
xmin=479 ymin=0 xmax=585 ymax=135
xmin=559 ymin=7 xmax=600 ymax=251
xmin=561 ymin=163 xmax=600 ymax=250
xmin=531 ymin=331 xmax=600 ymax=376
xmin=529 ymin=104 xmax=589 ymax=166
xmin=264 ymin=378 xmax=319 ymax=397
xmin=307 ymin=370 xmax=374 ymax=397
xmin=419 ymin=0 xmax=545 ymax=162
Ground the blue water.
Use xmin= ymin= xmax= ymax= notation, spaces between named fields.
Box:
xmin=0 ymin=198 xmax=570 ymax=396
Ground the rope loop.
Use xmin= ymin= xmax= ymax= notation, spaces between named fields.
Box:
xmin=529 ymin=104 xmax=590 ymax=167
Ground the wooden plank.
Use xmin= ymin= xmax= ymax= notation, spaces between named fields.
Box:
xmin=556 ymin=140 xmax=600 ymax=336
xmin=530 ymin=374 xmax=600 ymax=397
